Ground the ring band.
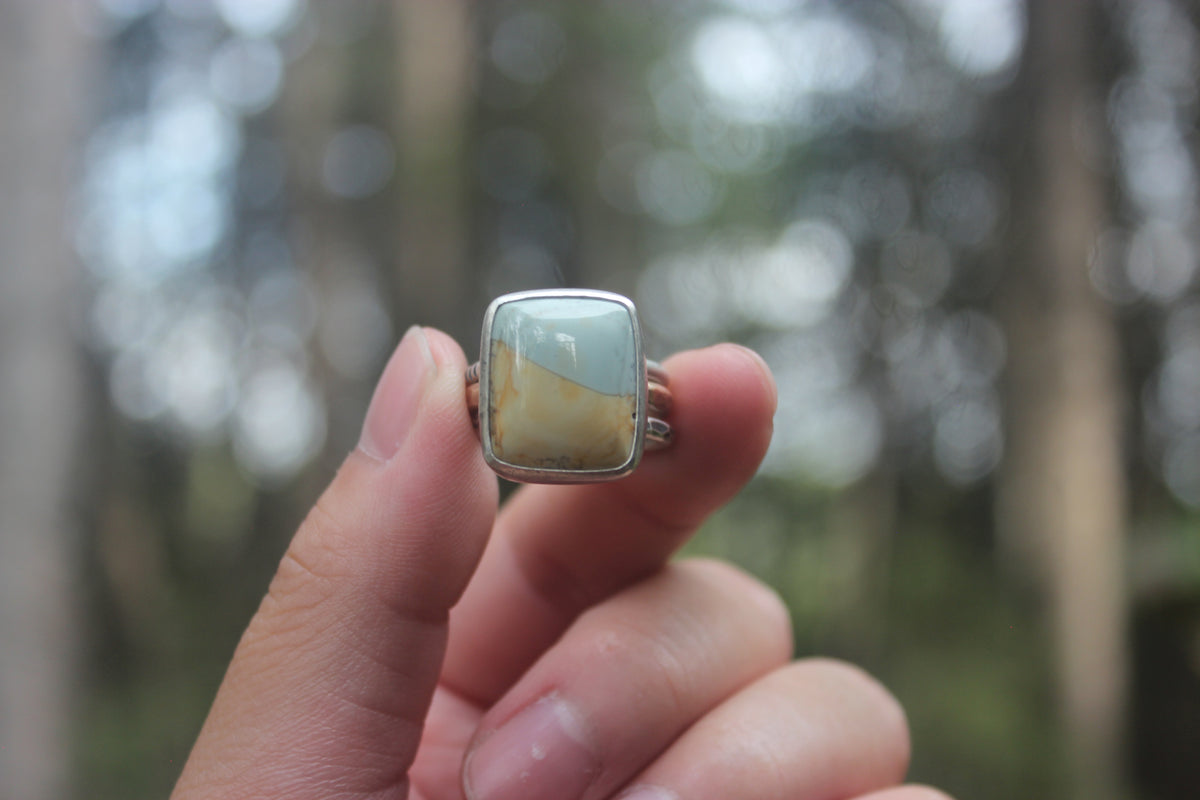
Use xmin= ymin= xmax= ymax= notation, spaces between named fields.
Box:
xmin=466 ymin=289 xmax=673 ymax=484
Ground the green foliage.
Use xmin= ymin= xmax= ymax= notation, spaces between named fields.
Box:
xmin=685 ymin=476 xmax=1062 ymax=799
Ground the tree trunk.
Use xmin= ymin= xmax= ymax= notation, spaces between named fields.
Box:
xmin=391 ymin=0 xmax=476 ymax=343
xmin=997 ymin=2 xmax=1128 ymax=797
xmin=0 ymin=4 xmax=93 ymax=799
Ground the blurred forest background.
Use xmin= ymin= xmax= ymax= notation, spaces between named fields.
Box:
xmin=3 ymin=0 xmax=1200 ymax=798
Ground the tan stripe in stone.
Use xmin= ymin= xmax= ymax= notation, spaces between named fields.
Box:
xmin=489 ymin=339 xmax=636 ymax=470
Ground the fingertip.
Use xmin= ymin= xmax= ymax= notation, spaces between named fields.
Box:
xmin=857 ymin=787 xmax=956 ymax=800
xmin=358 ymin=326 xmax=438 ymax=463
xmin=656 ymin=343 xmax=776 ymax=476
xmin=356 ymin=326 xmax=475 ymax=464
xmin=727 ymin=343 xmax=778 ymax=415
xmin=664 ymin=343 xmax=777 ymax=423
xmin=596 ymin=342 xmax=775 ymax=531
xmin=421 ymin=325 xmax=470 ymax=376
xmin=411 ymin=327 xmax=491 ymax=478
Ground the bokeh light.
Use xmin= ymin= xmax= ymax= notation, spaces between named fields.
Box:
xmin=28 ymin=2 xmax=1200 ymax=798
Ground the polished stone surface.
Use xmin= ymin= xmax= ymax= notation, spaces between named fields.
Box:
xmin=487 ymin=297 xmax=638 ymax=471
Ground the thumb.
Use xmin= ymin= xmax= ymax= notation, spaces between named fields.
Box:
xmin=173 ymin=327 xmax=498 ymax=800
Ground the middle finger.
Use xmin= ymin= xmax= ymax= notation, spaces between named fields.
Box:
xmin=461 ymin=558 xmax=792 ymax=800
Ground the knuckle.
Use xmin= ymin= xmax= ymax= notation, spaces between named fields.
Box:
xmin=578 ymin=615 xmax=671 ymax=671
xmin=680 ymin=558 xmax=794 ymax=652
xmin=291 ymin=497 xmax=355 ymax=577
xmin=898 ymin=786 xmax=957 ymax=800
xmin=574 ymin=617 xmax=694 ymax=716
xmin=792 ymin=658 xmax=912 ymax=779
xmin=263 ymin=495 xmax=354 ymax=618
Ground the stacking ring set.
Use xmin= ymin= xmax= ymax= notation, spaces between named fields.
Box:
xmin=465 ymin=289 xmax=673 ymax=484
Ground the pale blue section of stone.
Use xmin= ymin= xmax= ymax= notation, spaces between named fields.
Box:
xmin=492 ymin=297 xmax=638 ymax=396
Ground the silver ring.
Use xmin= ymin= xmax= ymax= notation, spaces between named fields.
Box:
xmin=466 ymin=289 xmax=673 ymax=484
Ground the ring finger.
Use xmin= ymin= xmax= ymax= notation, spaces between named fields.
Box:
xmin=459 ymin=558 xmax=793 ymax=800
xmin=615 ymin=659 xmax=912 ymax=800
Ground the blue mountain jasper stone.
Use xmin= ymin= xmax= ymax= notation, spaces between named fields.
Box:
xmin=487 ymin=296 xmax=639 ymax=471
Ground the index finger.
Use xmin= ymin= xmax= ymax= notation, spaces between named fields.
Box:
xmin=441 ymin=343 xmax=777 ymax=704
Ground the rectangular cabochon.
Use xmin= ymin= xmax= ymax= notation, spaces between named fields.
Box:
xmin=488 ymin=296 xmax=638 ymax=471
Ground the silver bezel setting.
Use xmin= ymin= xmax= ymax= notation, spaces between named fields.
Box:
xmin=478 ymin=289 xmax=647 ymax=484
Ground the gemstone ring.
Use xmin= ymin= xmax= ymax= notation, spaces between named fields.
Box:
xmin=465 ymin=289 xmax=673 ymax=484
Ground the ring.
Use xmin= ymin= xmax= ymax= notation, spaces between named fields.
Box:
xmin=466 ymin=289 xmax=673 ymax=484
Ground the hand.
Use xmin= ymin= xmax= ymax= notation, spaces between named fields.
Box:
xmin=172 ymin=326 xmax=948 ymax=800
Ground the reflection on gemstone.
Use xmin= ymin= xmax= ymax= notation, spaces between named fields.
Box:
xmin=487 ymin=296 xmax=638 ymax=472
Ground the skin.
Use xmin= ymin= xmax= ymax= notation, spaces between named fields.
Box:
xmin=171 ymin=326 xmax=955 ymax=800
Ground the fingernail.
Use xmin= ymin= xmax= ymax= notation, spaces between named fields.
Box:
xmin=464 ymin=694 xmax=598 ymax=800
xmin=616 ymin=787 xmax=678 ymax=800
xmin=358 ymin=326 xmax=436 ymax=462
